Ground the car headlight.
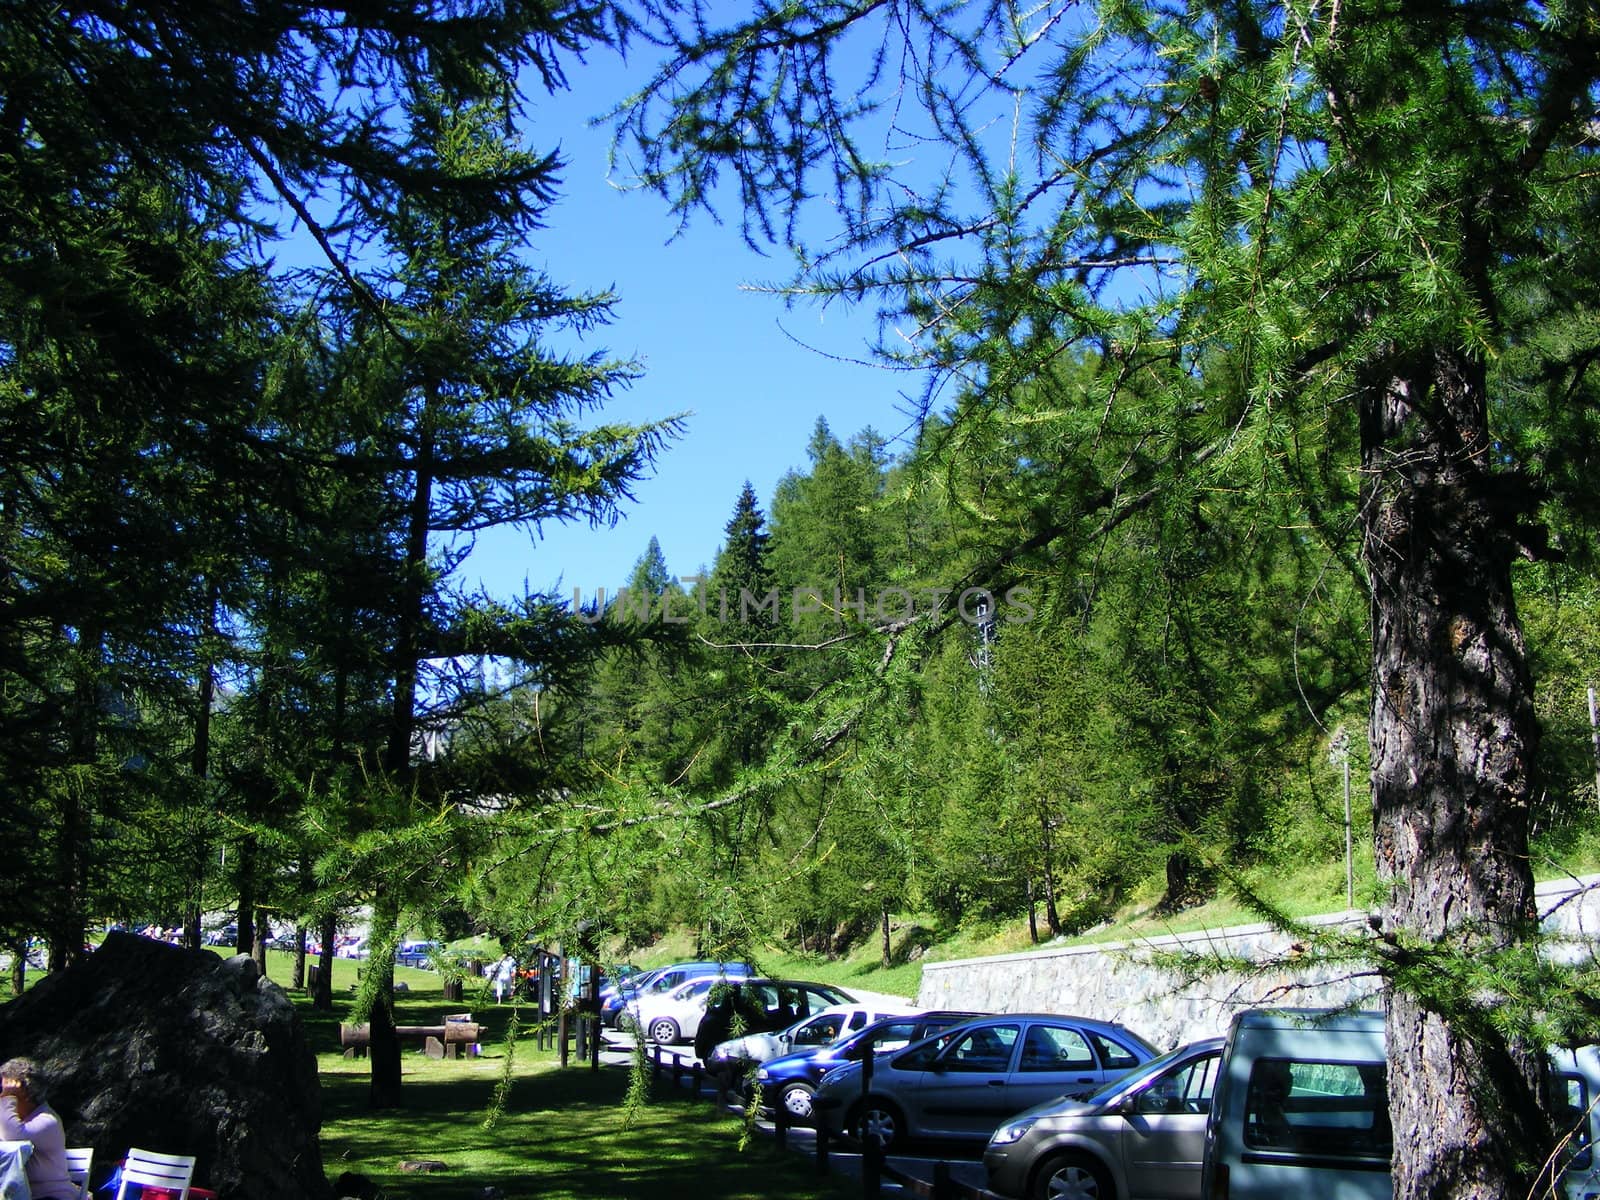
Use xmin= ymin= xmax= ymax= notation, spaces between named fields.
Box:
xmin=989 ymin=1118 xmax=1036 ymax=1146
xmin=756 ymin=1068 xmax=771 ymax=1081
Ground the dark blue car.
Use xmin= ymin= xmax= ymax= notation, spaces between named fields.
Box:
xmin=753 ymin=1010 xmax=984 ymax=1124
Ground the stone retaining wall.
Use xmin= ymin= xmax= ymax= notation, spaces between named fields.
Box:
xmin=915 ymin=875 xmax=1600 ymax=1050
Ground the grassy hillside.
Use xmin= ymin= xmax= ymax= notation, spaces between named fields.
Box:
xmin=580 ymin=838 xmax=1600 ymax=1006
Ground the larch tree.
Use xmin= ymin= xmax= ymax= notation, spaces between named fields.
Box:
xmin=0 ymin=0 xmax=664 ymax=961
xmin=609 ymin=1 xmax=1600 ymax=1194
xmin=308 ymin=83 xmax=674 ymax=1107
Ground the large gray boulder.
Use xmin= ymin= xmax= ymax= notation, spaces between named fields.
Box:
xmin=0 ymin=931 xmax=331 ymax=1199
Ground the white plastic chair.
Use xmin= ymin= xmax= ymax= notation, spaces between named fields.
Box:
xmin=64 ymin=1147 xmax=93 ymax=1200
xmin=112 ymin=1147 xmax=195 ymax=1200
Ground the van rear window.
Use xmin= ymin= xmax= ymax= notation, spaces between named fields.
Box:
xmin=1243 ymin=1057 xmax=1390 ymax=1158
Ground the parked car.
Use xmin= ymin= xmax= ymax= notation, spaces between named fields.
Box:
xmin=984 ymin=1035 xmax=1224 ymax=1200
xmin=336 ymin=935 xmax=369 ymax=960
xmin=395 ymin=939 xmax=443 ymax=969
xmin=704 ymin=1001 xmax=918 ymax=1086
xmin=630 ymin=975 xmax=853 ymax=1048
xmin=633 ymin=976 xmax=720 ymax=1043
xmin=595 ymin=963 xmax=641 ymax=1003
xmin=754 ymin=1010 xmax=985 ymax=1124
xmin=602 ymin=966 xmax=670 ymax=1027
xmin=611 ymin=961 xmax=756 ymax=1032
xmin=813 ymin=1013 xmax=1160 ymax=1150
xmin=1203 ymin=1008 xmax=1600 ymax=1200
xmin=692 ymin=978 xmax=858 ymax=1058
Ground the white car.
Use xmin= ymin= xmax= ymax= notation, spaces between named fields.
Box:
xmin=628 ymin=976 xmax=723 ymax=1044
xmin=706 ymin=1002 xmax=919 ymax=1081
xmin=630 ymin=976 xmax=855 ymax=1048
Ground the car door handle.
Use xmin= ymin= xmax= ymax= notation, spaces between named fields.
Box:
xmin=988 ymin=1080 xmax=1005 ymax=1087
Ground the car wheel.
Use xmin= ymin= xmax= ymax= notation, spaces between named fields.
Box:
xmin=778 ymin=1082 xmax=815 ymax=1123
xmin=848 ymin=1097 xmax=904 ymax=1151
xmin=1032 ymin=1152 xmax=1115 ymax=1200
xmin=647 ymin=1017 xmax=681 ymax=1044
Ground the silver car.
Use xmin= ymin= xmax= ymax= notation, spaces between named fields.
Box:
xmin=983 ymin=1036 xmax=1224 ymax=1200
xmin=812 ymin=1013 xmax=1159 ymax=1151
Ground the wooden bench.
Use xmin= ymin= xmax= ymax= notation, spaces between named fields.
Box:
xmin=340 ymin=1014 xmax=482 ymax=1060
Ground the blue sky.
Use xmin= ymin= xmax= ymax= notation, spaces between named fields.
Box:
xmin=454 ymin=50 xmax=920 ymax=606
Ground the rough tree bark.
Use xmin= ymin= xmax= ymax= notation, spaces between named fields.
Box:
xmin=1361 ymin=347 xmax=1550 ymax=1200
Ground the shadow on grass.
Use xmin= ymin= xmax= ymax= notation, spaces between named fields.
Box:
xmin=291 ymin=976 xmax=848 ymax=1200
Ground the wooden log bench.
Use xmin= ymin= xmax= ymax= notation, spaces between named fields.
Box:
xmin=340 ymin=1015 xmax=482 ymax=1060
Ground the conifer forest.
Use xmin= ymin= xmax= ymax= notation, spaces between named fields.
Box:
xmin=3 ymin=2 xmax=1600 ymax=1195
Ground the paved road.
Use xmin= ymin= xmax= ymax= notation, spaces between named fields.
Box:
xmin=600 ymin=1028 xmax=996 ymax=1197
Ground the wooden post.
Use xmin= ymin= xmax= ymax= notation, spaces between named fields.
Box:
xmin=773 ymin=1093 xmax=787 ymax=1151
xmin=933 ymin=1161 xmax=952 ymax=1199
xmin=588 ymin=953 xmax=601 ymax=1072
xmin=815 ymin=1123 xmax=829 ymax=1174
xmin=860 ymin=1051 xmax=879 ymax=1197
xmin=863 ymin=1136 xmax=880 ymax=1198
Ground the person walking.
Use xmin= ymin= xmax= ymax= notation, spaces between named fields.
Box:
xmin=492 ymin=954 xmax=517 ymax=1004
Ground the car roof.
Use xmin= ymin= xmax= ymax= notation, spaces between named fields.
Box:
xmin=815 ymin=1000 xmax=917 ymax=1013
xmin=965 ymin=1012 xmax=1150 ymax=1032
xmin=706 ymin=977 xmax=856 ymax=993
xmin=909 ymin=1012 xmax=1160 ymax=1054
xmin=832 ymin=1010 xmax=982 ymax=1044
xmin=1231 ymin=1007 xmax=1385 ymax=1033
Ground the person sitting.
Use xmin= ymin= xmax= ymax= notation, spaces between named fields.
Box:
xmin=0 ymin=1057 xmax=79 ymax=1200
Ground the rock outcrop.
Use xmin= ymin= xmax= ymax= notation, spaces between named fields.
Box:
xmin=0 ymin=932 xmax=331 ymax=1199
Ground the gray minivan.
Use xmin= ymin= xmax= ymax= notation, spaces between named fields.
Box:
xmin=1202 ymin=1007 xmax=1600 ymax=1200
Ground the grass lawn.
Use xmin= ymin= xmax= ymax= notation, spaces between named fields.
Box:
xmin=264 ymin=955 xmax=851 ymax=1200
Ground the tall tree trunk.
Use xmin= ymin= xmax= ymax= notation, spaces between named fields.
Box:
xmin=186 ymin=584 xmax=218 ymax=952
xmin=235 ymin=835 xmax=256 ymax=958
xmin=367 ymin=896 xmax=403 ymax=1109
xmin=1361 ymin=348 xmax=1549 ymax=1200
xmin=313 ymin=911 xmax=337 ymax=1010
xmin=49 ymin=625 xmax=99 ymax=972
xmin=252 ymin=905 xmax=269 ymax=971
xmin=385 ymin=417 xmax=434 ymax=775
xmin=1039 ymin=810 xmax=1061 ymax=935
xmin=369 ymin=411 xmax=435 ymax=1108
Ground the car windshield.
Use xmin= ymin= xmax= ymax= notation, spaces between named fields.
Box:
xmin=1080 ymin=1042 xmax=1200 ymax=1106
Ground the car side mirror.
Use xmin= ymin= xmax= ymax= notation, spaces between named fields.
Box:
xmin=1116 ymin=1095 xmax=1140 ymax=1118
